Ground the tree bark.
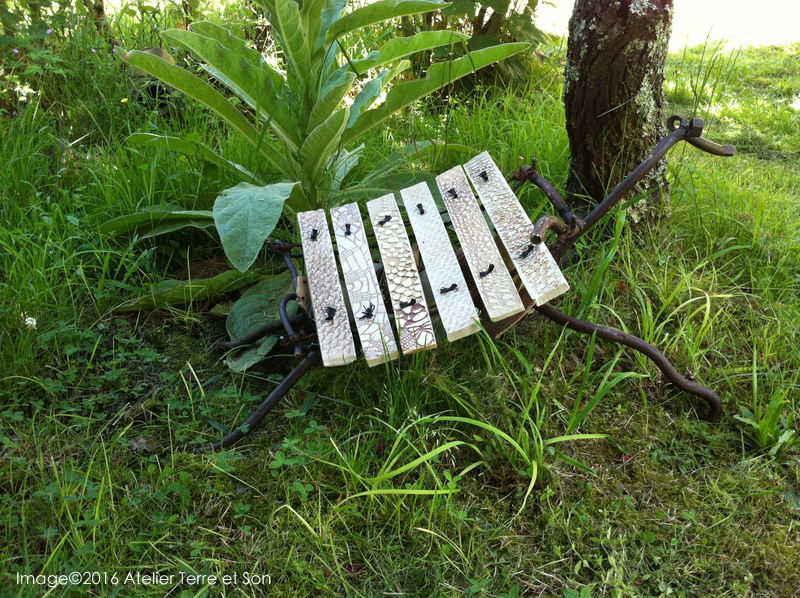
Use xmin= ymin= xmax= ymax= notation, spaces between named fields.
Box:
xmin=563 ymin=0 xmax=673 ymax=224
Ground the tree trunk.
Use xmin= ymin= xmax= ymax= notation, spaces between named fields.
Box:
xmin=563 ymin=0 xmax=673 ymax=224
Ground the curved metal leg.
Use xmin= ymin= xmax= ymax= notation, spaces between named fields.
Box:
xmin=195 ymin=350 xmax=322 ymax=453
xmin=217 ymin=314 xmax=308 ymax=350
xmin=535 ymin=304 xmax=722 ymax=422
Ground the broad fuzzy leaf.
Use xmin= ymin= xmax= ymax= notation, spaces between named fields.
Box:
xmin=224 ymin=271 xmax=298 ymax=371
xmin=342 ymin=42 xmax=529 ymax=144
xmin=184 ymin=22 xmax=286 ymax=91
xmin=225 ymin=272 xmax=296 ymax=338
xmin=115 ymin=270 xmax=256 ymax=312
xmin=121 ymin=48 xmax=292 ymax=176
xmin=308 ymin=69 xmax=356 ymax=132
xmin=325 ymin=0 xmax=449 ymax=44
xmin=165 ymin=27 xmax=300 ymax=150
xmin=213 ymin=182 xmax=301 ymax=272
xmin=99 ymin=209 xmax=215 ymax=240
xmin=300 ymin=0 xmax=327 ymax=55
xmin=126 ymin=133 xmax=260 ymax=184
xmin=348 ymin=61 xmax=409 ymax=128
xmin=318 ymin=0 xmax=347 ymax=50
xmin=349 ymin=30 xmax=469 ymax=75
xmin=256 ymin=0 xmax=312 ymax=96
xmin=300 ymin=107 xmax=350 ymax=188
xmin=328 ymin=144 xmax=364 ymax=191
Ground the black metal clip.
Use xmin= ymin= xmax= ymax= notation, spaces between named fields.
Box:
xmin=479 ymin=263 xmax=494 ymax=278
xmin=520 ymin=244 xmax=534 ymax=259
xmin=325 ymin=306 xmax=336 ymax=321
xmin=344 ymin=223 xmax=352 ymax=236
xmin=310 ymin=228 xmax=319 ymax=241
xmin=378 ymin=214 xmax=391 ymax=226
xmin=417 ymin=203 xmax=425 ymax=215
xmin=440 ymin=283 xmax=458 ymax=294
xmin=479 ymin=170 xmax=488 ymax=182
xmin=359 ymin=302 xmax=375 ymax=320
xmin=399 ymin=299 xmax=417 ymax=308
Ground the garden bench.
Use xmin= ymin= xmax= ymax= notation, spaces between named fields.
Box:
xmin=206 ymin=115 xmax=734 ymax=452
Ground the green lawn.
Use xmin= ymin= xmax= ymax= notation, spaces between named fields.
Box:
xmin=1 ymin=11 xmax=798 ymax=597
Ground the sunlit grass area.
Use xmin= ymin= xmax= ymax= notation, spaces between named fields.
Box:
xmin=1 ymin=4 xmax=798 ymax=595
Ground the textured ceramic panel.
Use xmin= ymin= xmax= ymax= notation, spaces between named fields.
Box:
xmin=436 ymin=166 xmax=523 ymax=322
xmin=330 ymin=203 xmax=400 ymax=366
xmin=400 ymin=182 xmax=479 ymax=342
xmin=295 ymin=276 xmax=311 ymax=314
xmin=464 ymin=152 xmax=570 ymax=305
xmin=366 ymin=193 xmax=437 ymax=354
xmin=297 ymin=210 xmax=356 ymax=367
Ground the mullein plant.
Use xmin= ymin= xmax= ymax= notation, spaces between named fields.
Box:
xmin=104 ymin=0 xmax=527 ymax=369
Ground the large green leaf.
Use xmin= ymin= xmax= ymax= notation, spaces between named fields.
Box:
xmin=99 ymin=209 xmax=215 ymax=240
xmin=348 ymin=61 xmax=409 ymax=128
xmin=213 ymin=182 xmax=301 ymax=272
xmin=349 ymin=30 xmax=469 ymax=75
xmin=121 ymin=48 xmax=292 ymax=176
xmin=225 ymin=272 xmax=296 ymax=338
xmin=226 ymin=336 xmax=281 ymax=373
xmin=225 ymin=272 xmax=298 ymax=372
xmin=300 ymin=0 xmax=327 ymax=56
xmin=317 ymin=0 xmax=347 ymax=50
xmin=300 ymin=107 xmax=349 ymax=188
xmin=115 ymin=270 xmax=256 ymax=312
xmin=325 ymin=0 xmax=449 ymax=44
xmin=164 ymin=26 xmax=301 ymax=150
xmin=256 ymin=0 xmax=312 ymax=98
xmin=328 ymin=144 xmax=364 ymax=191
xmin=308 ymin=69 xmax=356 ymax=132
xmin=188 ymin=21 xmax=285 ymax=90
xmin=342 ymin=42 xmax=529 ymax=144
xmin=126 ymin=133 xmax=261 ymax=184
xmin=361 ymin=140 xmax=471 ymax=181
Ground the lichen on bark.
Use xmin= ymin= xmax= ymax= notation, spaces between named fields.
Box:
xmin=563 ymin=0 xmax=674 ymax=224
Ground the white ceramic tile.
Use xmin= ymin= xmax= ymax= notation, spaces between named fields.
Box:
xmin=330 ymin=202 xmax=400 ymax=366
xmin=436 ymin=166 xmax=523 ymax=321
xmin=297 ymin=210 xmax=356 ymax=367
xmin=464 ymin=152 xmax=569 ymax=305
xmin=400 ymin=182 xmax=479 ymax=342
xmin=366 ymin=193 xmax=437 ymax=354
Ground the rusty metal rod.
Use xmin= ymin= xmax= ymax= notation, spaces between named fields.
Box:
xmin=535 ymin=304 xmax=722 ymax=423
xmin=282 ymin=252 xmax=299 ymax=290
xmin=523 ymin=161 xmax=577 ymax=225
xmin=579 ymin=117 xmax=734 ymax=235
xmin=279 ymin=293 xmax=307 ymax=357
xmin=531 ymin=214 xmax=569 ymax=245
xmin=217 ymin=314 xmax=307 ymax=349
xmin=194 ymin=349 xmax=323 ymax=453
xmin=686 ymin=136 xmax=735 ymax=157
xmin=580 ymin=127 xmax=687 ymax=233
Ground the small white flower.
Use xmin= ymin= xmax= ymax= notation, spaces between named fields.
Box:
xmin=23 ymin=315 xmax=37 ymax=330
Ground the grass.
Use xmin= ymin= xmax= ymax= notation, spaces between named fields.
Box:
xmin=1 ymin=10 xmax=799 ymax=597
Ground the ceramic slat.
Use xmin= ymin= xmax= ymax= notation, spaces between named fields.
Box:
xmin=464 ymin=152 xmax=570 ymax=305
xmin=366 ymin=194 xmax=437 ymax=354
xmin=400 ymin=183 xmax=479 ymax=342
xmin=297 ymin=210 xmax=356 ymax=367
xmin=330 ymin=203 xmax=400 ymax=366
xmin=436 ymin=166 xmax=523 ymax=322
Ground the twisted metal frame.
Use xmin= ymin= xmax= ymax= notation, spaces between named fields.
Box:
xmin=201 ymin=115 xmax=733 ymax=451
